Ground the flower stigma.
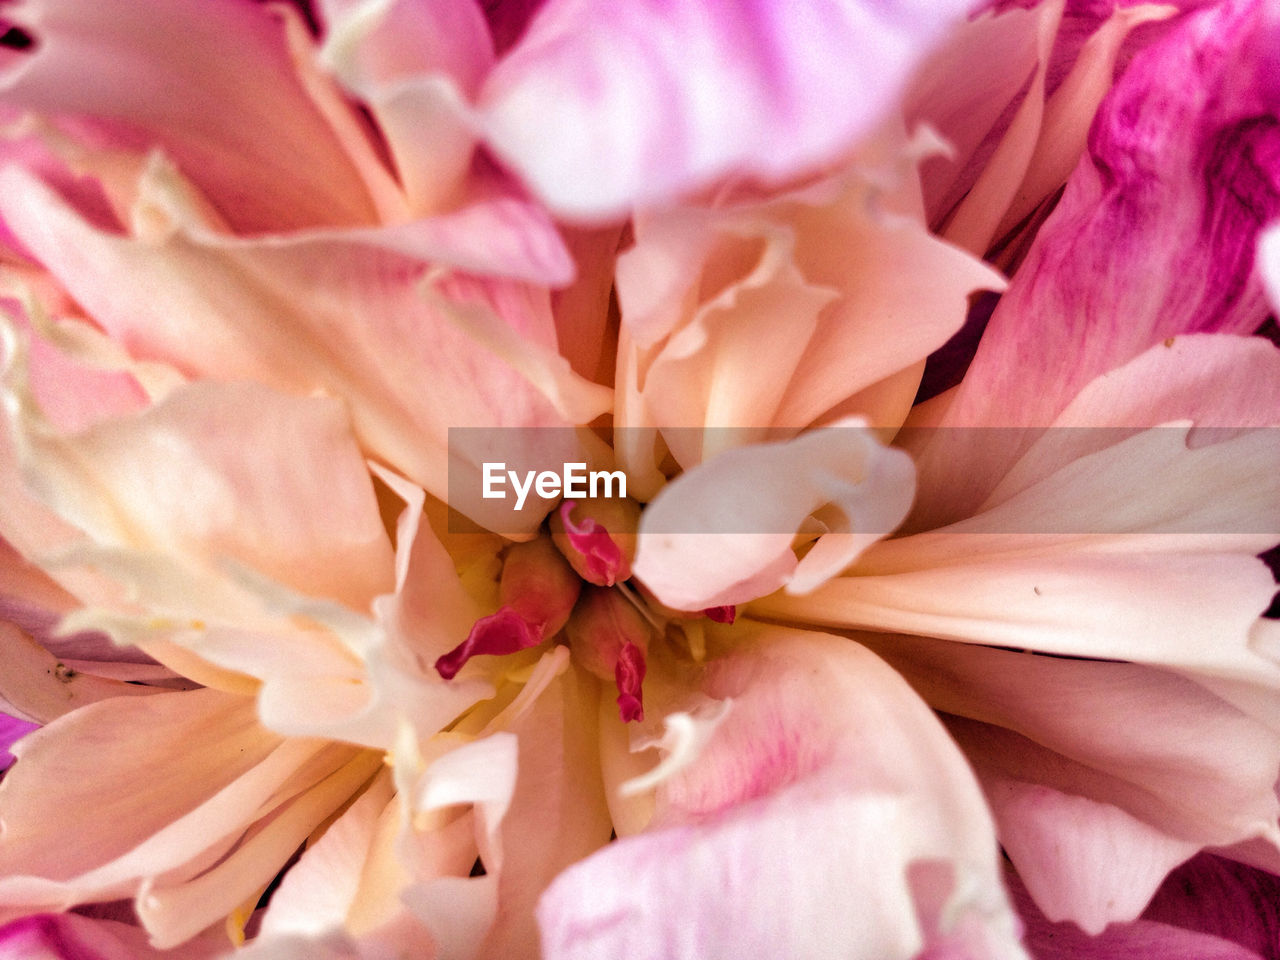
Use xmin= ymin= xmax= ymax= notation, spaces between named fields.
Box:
xmin=435 ymin=491 xmax=733 ymax=722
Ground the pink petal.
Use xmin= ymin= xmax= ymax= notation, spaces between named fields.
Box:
xmin=761 ymin=428 xmax=1280 ymax=683
xmin=481 ymin=0 xmax=978 ymax=217
xmin=538 ymin=630 xmax=1025 ymax=960
xmin=258 ymin=771 xmax=396 ymax=939
xmin=633 ymin=422 xmax=914 ymax=609
xmin=614 ymin=159 xmax=1004 ymax=467
xmin=768 ymin=336 xmax=1280 ymax=683
xmin=0 ymin=0 xmax=378 ymax=231
xmin=1007 ymin=865 xmax=1266 ymax=960
xmin=1142 ymin=853 xmax=1280 ymax=960
xmin=0 ymin=711 xmax=37 ymax=770
xmin=0 ymin=164 xmax=602 ymax=532
xmin=0 ymin=912 xmax=224 ymax=960
xmin=0 ymin=686 xmax=368 ymax=937
xmin=920 ymin=0 xmax=1280 ymax=516
xmin=838 ymin=629 xmax=1280 ymax=931
xmin=317 ymin=0 xmax=494 ymax=214
xmin=1262 ymin=224 xmax=1280 ymax=315
xmin=986 ymin=782 xmax=1200 ymax=934
xmin=0 ymin=621 xmax=161 ymax=726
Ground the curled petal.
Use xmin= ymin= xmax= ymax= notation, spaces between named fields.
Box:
xmin=633 ymin=421 xmax=914 ymax=609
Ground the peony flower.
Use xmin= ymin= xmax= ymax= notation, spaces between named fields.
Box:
xmin=0 ymin=1 xmax=1277 ymax=959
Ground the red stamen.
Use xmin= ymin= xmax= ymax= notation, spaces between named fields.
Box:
xmin=614 ymin=640 xmax=647 ymax=723
xmin=435 ymin=607 xmax=542 ymax=680
xmin=559 ymin=501 xmax=630 ymax=586
xmin=703 ymin=605 xmax=736 ymax=624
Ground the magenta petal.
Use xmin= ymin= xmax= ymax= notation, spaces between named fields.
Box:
xmin=1009 ymin=864 xmax=1266 ymax=960
xmin=0 ymin=912 xmax=220 ymax=959
xmin=946 ymin=0 xmax=1280 ymax=430
xmin=0 ymin=712 xmax=38 ymax=771
xmin=435 ymin=606 xmax=543 ymax=679
xmin=1141 ymin=854 xmax=1280 ymax=960
xmin=481 ymin=0 xmax=976 ymax=216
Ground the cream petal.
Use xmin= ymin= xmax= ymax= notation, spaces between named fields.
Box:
xmin=0 ymin=163 xmax=602 ymax=529
xmin=633 ymin=422 xmax=914 ymax=609
xmin=5 ymin=371 xmax=395 ymax=614
xmin=0 ymin=687 xmax=368 ymax=934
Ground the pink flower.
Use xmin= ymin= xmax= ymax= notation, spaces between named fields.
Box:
xmin=0 ymin=0 xmax=1276 ymax=958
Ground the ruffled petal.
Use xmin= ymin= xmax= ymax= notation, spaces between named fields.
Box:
xmin=614 ymin=141 xmax=1004 ymax=485
xmin=0 ymin=160 xmax=603 ymax=532
xmin=766 ymin=337 xmax=1280 ymax=685
xmin=4 ymin=368 xmax=395 ymax=613
xmin=0 ymin=686 xmax=375 ymax=944
xmin=538 ymin=629 xmax=1026 ymax=960
xmin=846 ymin=629 xmax=1280 ymax=930
xmin=481 ymin=0 xmax=977 ymax=217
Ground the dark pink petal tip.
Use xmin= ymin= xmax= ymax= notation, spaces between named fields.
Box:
xmin=435 ymin=606 xmax=543 ymax=680
xmin=614 ymin=641 xmax=647 ymax=723
xmin=1 ymin=712 xmax=39 ymax=771
xmin=560 ymin=500 xmax=629 ymax=586
xmin=703 ymin=605 xmax=737 ymax=624
xmin=0 ymin=915 xmax=96 ymax=960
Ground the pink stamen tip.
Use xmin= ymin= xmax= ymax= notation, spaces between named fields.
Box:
xmin=435 ymin=607 xmax=542 ymax=680
xmin=560 ymin=501 xmax=629 ymax=586
xmin=614 ymin=641 xmax=647 ymax=723
xmin=704 ymin=605 xmax=736 ymax=624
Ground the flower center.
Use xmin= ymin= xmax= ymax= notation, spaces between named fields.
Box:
xmin=434 ymin=496 xmax=733 ymax=722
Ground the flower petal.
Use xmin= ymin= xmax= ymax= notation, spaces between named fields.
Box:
xmin=481 ymin=0 xmax=978 ymax=217
xmin=0 ymin=912 xmax=224 ymax=960
xmin=0 ymin=161 xmax=602 ymax=531
xmin=318 ymin=0 xmax=494 ymax=214
xmin=0 ymin=686 xmax=369 ymax=940
xmin=850 ymin=629 xmax=1280 ymax=930
xmin=5 ymin=370 xmax=395 ymax=613
xmin=914 ymin=0 xmax=1280 ymax=522
xmin=614 ymin=144 xmax=1004 ymax=481
xmin=538 ymin=629 xmax=1026 ymax=960
xmin=1142 ymin=853 xmax=1280 ymax=960
xmin=0 ymin=711 xmax=37 ymax=770
xmin=1008 ymin=864 xmax=1267 ymax=960
xmin=0 ymin=0 xmax=378 ymax=231
xmin=633 ymin=421 xmax=915 ymax=609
